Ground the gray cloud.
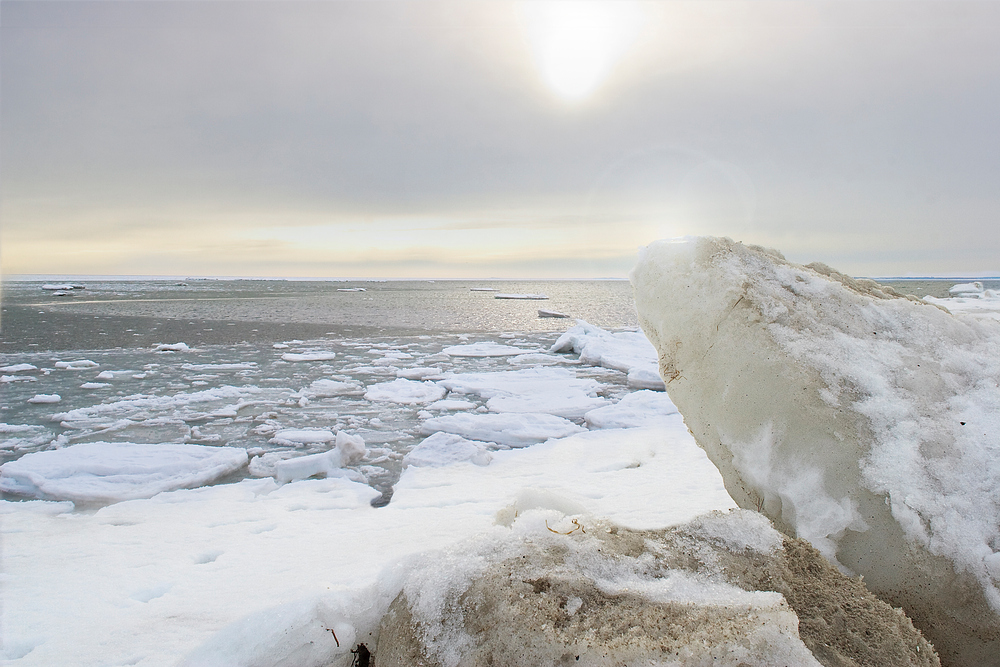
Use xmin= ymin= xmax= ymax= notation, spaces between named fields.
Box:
xmin=3 ymin=0 xmax=999 ymax=276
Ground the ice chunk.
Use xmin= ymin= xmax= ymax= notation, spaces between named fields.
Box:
xmin=950 ymin=281 xmax=984 ymax=294
xmin=80 ymin=382 xmax=111 ymax=389
xmin=2 ymin=375 xmax=37 ymax=383
xmin=439 ymin=367 xmax=609 ymax=419
xmin=537 ymin=309 xmax=569 ymax=318
xmin=153 ymin=343 xmax=190 ymax=352
xmin=550 ymin=321 xmax=664 ymax=391
xmin=0 ymin=363 xmax=38 ymax=373
xmin=300 ymin=378 xmax=363 ymax=398
xmin=181 ymin=363 xmax=258 ymax=371
xmin=403 ymin=432 xmax=493 ymax=468
xmin=427 ymin=398 xmax=477 ymax=411
xmin=42 ymin=283 xmax=74 ymax=290
xmin=584 ymin=390 xmax=679 ymax=429
xmin=270 ymin=429 xmax=335 ymax=446
xmin=395 ymin=366 xmax=443 ymax=380
xmin=54 ymin=359 xmax=99 ymax=369
xmin=281 ymin=351 xmax=338 ymax=362
xmin=364 ymin=378 xmax=447 ymax=404
xmin=27 ymin=394 xmax=61 ymax=404
xmin=273 ymin=431 xmax=366 ymax=483
xmin=493 ymin=293 xmax=547 ymax=300
xmin=419 ymin=413 xmax=585 ymax=447
xmin=0 ymin=442 xmax=248 ymax=504
xmin=631 ymin=235 xmax=1000 ymax=665
xmin=441 ymin=342 xmax=531 ymax=357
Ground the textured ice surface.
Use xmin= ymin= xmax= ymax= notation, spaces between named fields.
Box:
xmin=631 ymin=236 xmax=1000 ymax=665
xmin=0 ymin=442 xmax=248 ymax=504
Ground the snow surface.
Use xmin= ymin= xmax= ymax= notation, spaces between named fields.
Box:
xmin=1 ymin=422 xmax=734 ymax=666
xmin=0 ymin=442 xmax=248 ymax=504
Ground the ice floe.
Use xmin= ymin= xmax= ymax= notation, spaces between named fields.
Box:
xmin=153 ymin=343 xmax=190 ymax=352
xmin=402 ymin=432 xmax=493 ymax=468
xmin=439 ymin=367 xmax=609 ymax=419
xmin=584 ymin=389 xmax=679 ymax=429
xmin=440 ymin=342 xmax=532 ymax=357
xmin=54 ymin=359 xmax=99 ymax=370
xmin=0 ymin=442 xmax=248 ymax=504
xmin=420 ymin=412 xmax=585 ymax=447
xmin=27 ymin=394 xmax=61 ymax=404
xmin=364 ymin=378 xmax=447 ymax=405
xmin=281 ymin=351 xmax=338 ymax=362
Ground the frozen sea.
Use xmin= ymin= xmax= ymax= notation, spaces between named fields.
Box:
xmin=1 ymin=276 xmax=998 ymax=665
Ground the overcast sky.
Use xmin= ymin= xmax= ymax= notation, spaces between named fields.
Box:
xmin=3 ymin=0 xmax=999 ymax=278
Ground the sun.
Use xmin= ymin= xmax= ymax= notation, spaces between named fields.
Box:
xmin=519 ymin=1 xmax=646 ymax=103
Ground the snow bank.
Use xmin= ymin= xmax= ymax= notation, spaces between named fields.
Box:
xmin=419 ymin=413 xmax=585 ymax=447
xmin=0 ymin=442 xmax=248 ymax=505
xmin=631 ymin=236 xmax=1000 ymax=665
xmin=438 ymin=367 xmax=609 ymax=419
xmin=550 ymin=321 xmax=664 ymax=390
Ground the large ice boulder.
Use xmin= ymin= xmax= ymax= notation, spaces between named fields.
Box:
xmin=630 ymin=236 xmax=1000 ymax=666
xmin=376 ymin=508 xmax=937 ymax=667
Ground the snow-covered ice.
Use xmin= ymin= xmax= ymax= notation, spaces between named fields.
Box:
xmin=0 ymin=442 xmax=248 ymax=504
xmin=281 ymin=351 xmax=338 ymax=362
xmin=26 ymin=394 xmax=61 ymax=404
xmin=551 ymin=320 xmax=665 ymax=390
xmin=631 ymin=236 xmax=1000 ymax=665
xmin=402 ymin=432 xmax=493 ymax=468
xmin=364 ymin=378 xmax=447 ymax=405
xmin=439 ymin=367 xmax=609 ymax=419
xmin=441 ymin=342 xmax=532 ymax=357
xmin=584 ymin=389 xmax=678 ymax=429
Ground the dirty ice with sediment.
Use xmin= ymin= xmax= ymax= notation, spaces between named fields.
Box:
xmin=1 ymin=274 xmax=998 ymax=665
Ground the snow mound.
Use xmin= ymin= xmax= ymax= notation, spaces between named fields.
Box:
xmin=631 ymin=236 xmax=1000 ymax=666
xmin=550 ymin=321 xmax=664 ymax=390
xmin=403 ymin=432 xmax=493 ymax=468
xmin=584 ymin=390 xmax=679 ymax=429
xmin=419 ymin=413 xmax=585 ymax=447
xmin=0 ymin=442 xmax=248 ymax=505
xmin=439 ymin=367 xmax=609 ymax=419
xmin=365 ymin=379 xmax=447 ymax=405
xmin=377 ymin=508 xmax=936 ymax=667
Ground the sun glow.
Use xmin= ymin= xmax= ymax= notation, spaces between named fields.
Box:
xmin=519 ymin=1 xmax=646 ymax=103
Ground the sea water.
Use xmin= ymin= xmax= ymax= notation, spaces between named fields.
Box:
xmin=0 ymin=279 xmax=639 ymax=501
